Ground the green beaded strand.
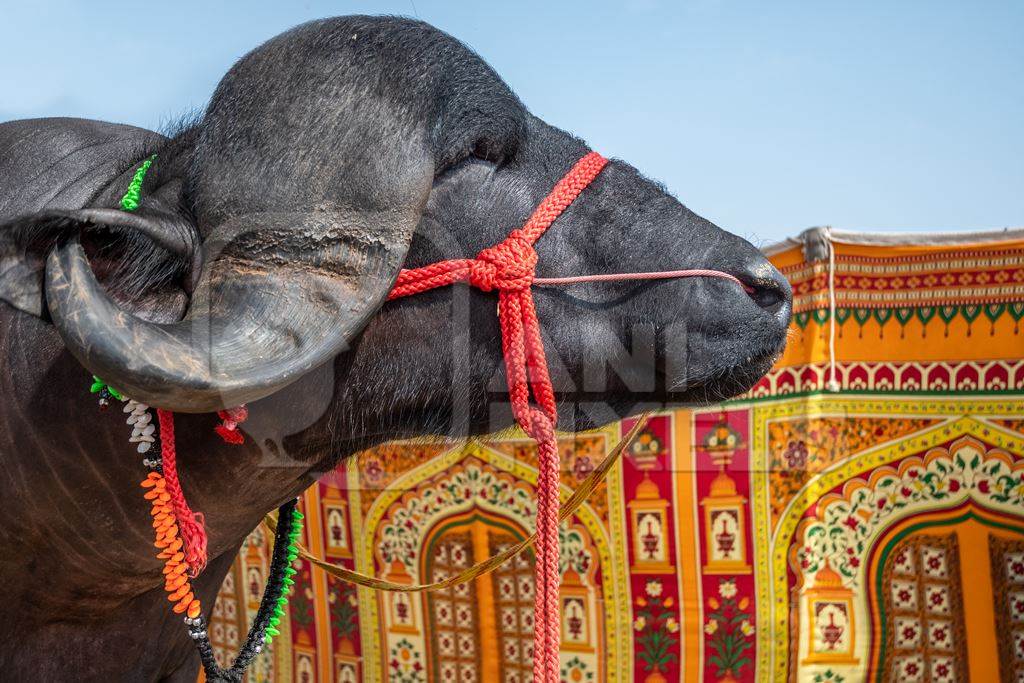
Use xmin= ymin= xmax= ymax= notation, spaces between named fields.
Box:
xmin=119 ymin=155 xmax=156 ymax=212
xmin=264 ymin=507 xmax=303 ymax=644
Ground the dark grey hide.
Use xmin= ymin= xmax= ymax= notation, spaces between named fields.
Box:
xmin=0 ymin=16 xmax=790 ymax=681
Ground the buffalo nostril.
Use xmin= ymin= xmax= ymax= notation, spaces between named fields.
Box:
xmin=750 ymin=280 xmax=784 ymax=309
xmin=735 ymin=264 xmax=792 ymax=314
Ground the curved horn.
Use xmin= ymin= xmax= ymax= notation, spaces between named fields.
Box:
xmin=44 ymin=208 xmax=420 ymax=412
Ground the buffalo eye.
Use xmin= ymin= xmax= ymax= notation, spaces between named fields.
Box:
xmin=470 ymin=138 xmax=504 ymax=164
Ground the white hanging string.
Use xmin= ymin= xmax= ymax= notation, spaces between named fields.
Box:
xmin=826 ymin=228 xmax=840 ymax=392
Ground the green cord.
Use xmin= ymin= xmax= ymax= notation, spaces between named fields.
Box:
xmin=264 ymin=507 xmax=304 ymax=644
xmin=119 ymin=155 xmax=157 ymax=212
xmin=86 ymin=156 xmax=158 ymax=398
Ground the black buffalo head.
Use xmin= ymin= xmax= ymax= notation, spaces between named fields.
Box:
xmin=5 ymin=16 xmax=790 ymax=445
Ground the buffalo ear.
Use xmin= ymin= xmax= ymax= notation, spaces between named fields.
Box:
xmin=0 ymin=206 xmax=198 ymax=320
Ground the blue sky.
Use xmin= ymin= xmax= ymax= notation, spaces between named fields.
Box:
xmin=3 ymin=1 xmax=1021 ymax=246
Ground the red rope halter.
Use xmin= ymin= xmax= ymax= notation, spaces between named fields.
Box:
xmin=154 ymin=151 xmax=747 ymax=681
xmin=388 ymin=151 xmax=745 ymax=681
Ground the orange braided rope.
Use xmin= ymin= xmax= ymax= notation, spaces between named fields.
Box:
xmin=141 ymin=471 xmax=203 ymax=620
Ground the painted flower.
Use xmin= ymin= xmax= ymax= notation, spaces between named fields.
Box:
xmin=572 ymin=456 xmax=593 ymax=481
xmin=783 ymin=440 xmax=808 ymax=470
xmin=363 ymin=457 xmax=384 ymax=484
xmin=666 ymin=617 xmax=679 ymax=633
xmin=645 ymin=580 xmax=663 ymax=598
xmin=719 ymin=579 xmax=738 ymax=599
xmin=633 ymin=616 xmax=646 ymax=631
xmin=740 ymin=620 xmax=755 ymax=636
xmin=704 ymin=619 xmax=719 ymax=635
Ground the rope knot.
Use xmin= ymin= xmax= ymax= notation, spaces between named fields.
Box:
xmin=525 ymin=406 xmax=557 ymax=442
xmin=470 ymin=231 xmax=538 ymax=292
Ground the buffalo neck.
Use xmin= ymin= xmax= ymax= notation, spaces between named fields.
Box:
xmin=0 ymin=316 xmax=335 ymax=678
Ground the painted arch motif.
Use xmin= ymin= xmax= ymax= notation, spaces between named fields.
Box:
xmin=354 ymin=437 xmax=631 ymax=682
xmin=752 ymin=401 xmax=1024 ymax=682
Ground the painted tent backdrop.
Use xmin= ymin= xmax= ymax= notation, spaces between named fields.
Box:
xmin=204 ymin=228 xmax=1024 ymax=683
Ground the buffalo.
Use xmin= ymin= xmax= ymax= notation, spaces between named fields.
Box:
xmin=0 ymin=16 xmax=790 ymax=681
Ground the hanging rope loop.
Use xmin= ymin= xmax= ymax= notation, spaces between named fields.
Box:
xmin=262 ymin=413 xmax=652 ymax=594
